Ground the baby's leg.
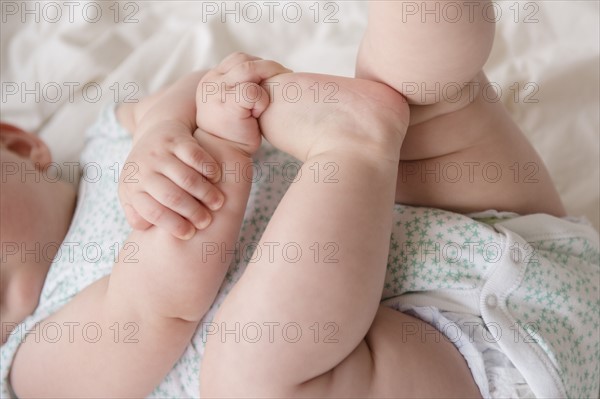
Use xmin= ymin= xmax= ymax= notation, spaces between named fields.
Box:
xmin=201 ymin=74 xmax=479 ymax=397
xmin=357 ymin=1 xmax=566 ymax=216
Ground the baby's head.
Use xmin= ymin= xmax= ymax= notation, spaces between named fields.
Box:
xmin=0 ymin=123 xmax=76 ymax=344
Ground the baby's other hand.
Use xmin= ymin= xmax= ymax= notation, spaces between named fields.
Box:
xmin=196 ymin=52 xmax=291 ymax=155
xmin=119 ymin=121 xmax=224 ymax=240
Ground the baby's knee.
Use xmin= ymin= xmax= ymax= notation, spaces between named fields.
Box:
xmin=357 ymin=1 xmax=496 ymax=106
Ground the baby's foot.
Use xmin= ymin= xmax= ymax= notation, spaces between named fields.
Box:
xmin=196 ymin=53 xmax=291 ymax=156
xmin=259 ymin=73 xmax=410 ymax=162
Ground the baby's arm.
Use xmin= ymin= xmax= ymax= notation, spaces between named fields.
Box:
xmin=118 ymin=71 xmax=226 ymax=239
xmin=8 ymin=60 xmax=275 ymax=396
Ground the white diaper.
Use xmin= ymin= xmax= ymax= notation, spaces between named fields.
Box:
xmin=393 ymin=304 xmax=536 ymax=398
xmin=381 ymin=205 xmax=599 ymax=398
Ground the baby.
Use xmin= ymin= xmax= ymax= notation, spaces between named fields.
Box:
xmin=1 ymin=55 xmax=292 ymax=396
xmin=197 ymin=2 xmax=597 ymax=398
xmin=1 ymin=1 xmax=599 ymax=398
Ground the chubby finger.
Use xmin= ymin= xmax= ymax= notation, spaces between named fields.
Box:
xmin=217 ymin=52 xmax=262 ymax=74
xmin=130 ymin=191 xmax=198 ymax=240
xmin=123 ymin=203 xmax=153 ymax=231
xmin=160 ymin=160 xmax=225 ymax=211
xmin=222 ymin=59 xmax=292 ymax=86
xmin=145 ymin=174 xmax=213 ymax=231
xmin=173 ymin=140 xmax=222 ymax=183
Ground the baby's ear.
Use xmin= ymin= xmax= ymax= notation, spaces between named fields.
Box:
xmin=0 ymin=123 xmax=52 ymax=169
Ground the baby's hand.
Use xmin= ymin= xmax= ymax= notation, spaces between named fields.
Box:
xmin=196 ymin=52 xmax=291 ymax=155
xmin=119 ymin=120 xmax=224 ymax=240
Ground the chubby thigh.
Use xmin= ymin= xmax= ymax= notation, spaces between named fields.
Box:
xmin=201 ymin=306 xmax=481 ymax=397
xmin=289 ymin=306 xmax=481 ymax=398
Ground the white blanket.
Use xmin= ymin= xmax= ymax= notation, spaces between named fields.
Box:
xmin=1 ymin=0 xmax=598 ymax=229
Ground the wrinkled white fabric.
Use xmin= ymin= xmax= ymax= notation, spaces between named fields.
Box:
xmin=1 ymin=1 xmax=598 ymax=228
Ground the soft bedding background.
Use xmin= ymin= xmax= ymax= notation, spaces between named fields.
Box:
xmin=1 ymin=0 xmax=599 ymax=229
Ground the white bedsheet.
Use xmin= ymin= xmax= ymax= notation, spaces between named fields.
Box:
xmin=1 ymin=0 xmax=598 ymax=229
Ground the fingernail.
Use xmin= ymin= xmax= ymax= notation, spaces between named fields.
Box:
xmin=179 ymin=228 xmax=196 ymax=240
xmin=197 ymin=213 xmax=212 ymax=230
xmin=212 ymin=169 xmax=222 ymax=183
xmin=210 ymin=195 xmax=225 ymax=211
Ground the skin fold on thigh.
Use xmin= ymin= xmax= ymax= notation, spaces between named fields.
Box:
xmin=394 ymin=72 xmax=566 ymax=217
xmin=292 ymin=306 xmax=482 ymax=398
